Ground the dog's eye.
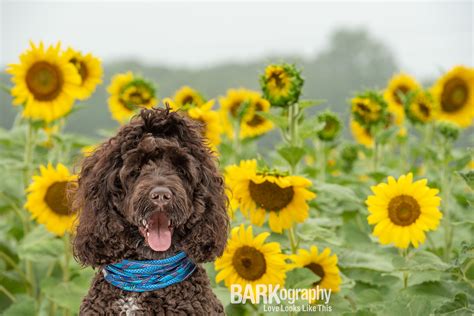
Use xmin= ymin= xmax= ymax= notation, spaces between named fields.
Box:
xmin=177 ymin=168 xmax=187 ymax=178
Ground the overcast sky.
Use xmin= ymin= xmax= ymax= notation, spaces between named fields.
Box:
xmin=1 ymin=1 xmax=472 ymax=79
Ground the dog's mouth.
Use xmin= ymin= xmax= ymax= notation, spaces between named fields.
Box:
xmin=139 ymin=211 xmax=173 ymax=252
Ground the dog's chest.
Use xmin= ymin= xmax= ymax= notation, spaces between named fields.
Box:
xmin=116 ymin=296 xmax=140 ymax=316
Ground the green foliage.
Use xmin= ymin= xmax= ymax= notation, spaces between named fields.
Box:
xmin=1 ymin=34 xmax=473 ymax=315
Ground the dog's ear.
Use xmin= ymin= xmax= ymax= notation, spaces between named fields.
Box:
xmin=180 ymin=150 xmax=230 ymax=263
xmin=72 ymin=137 xmax=131 ymax=267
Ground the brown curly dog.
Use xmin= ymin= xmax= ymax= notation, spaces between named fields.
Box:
xmin=72 ymin=107 xmax=229 ymax=315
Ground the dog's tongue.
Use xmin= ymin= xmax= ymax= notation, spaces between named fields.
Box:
xmin=147 ymin=212 xmax=172 ymax=252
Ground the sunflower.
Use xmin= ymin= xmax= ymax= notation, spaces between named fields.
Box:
xmin=165 ymin=97 xmax=222 ymax=150
xmin=289 ymin=246 xmax=341 ymax=294
xmin=25 ymin=163 xmax=77 ymax=236
xmin=107 ymin=72 xmax=158 ymax=123
xmin=383 ymin=73 xmax=420 ymax=124
xmin=173 ymin=86 xmax=205 ymax=108
xmin=225 ymin=160 xmax=316 ymax=233
xmin=7 ymin=41 xmax=81 ymax=122
xmin=351 ymin=95 xmax=385 ymax=127
xmin=350 ymin=119 xmax=374 ymax=148
xmin=260 ymin=64 xmax=304 ymax=107
xmin=240 ymin=94 xmax=274 ymax=138
xmin=63 ymin=47 xmax=103 ymax=100
xmin=215 ymin=224 xmax=287 ymax=294
xmin=316 ymin=111 xmax=342 ymax=141
xmin=366 ymin=173 xmax=442 ymax=249
xmin=81 ymin=144 xmax=98 ymax=157
xmin=431 ymin=66 xmax=474 ymax=127
xmin=406 ymin=90 xmax=438 ymax=124
xmin=219 ymin=89 xmax=273 ymax=139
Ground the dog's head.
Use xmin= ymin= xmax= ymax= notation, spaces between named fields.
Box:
xmin=72 ymin=107 xmax=229 ymax=267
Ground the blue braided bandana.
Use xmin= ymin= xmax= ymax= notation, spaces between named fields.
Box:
xmin=103 ymin=251 xmax=196 ymax=292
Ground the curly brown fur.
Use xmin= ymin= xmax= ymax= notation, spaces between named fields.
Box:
xmin=72 ymin=107 xmax=229 ymax=315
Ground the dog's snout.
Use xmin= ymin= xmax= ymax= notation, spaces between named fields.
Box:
xmin=149 ymin=186 xmax=172 ymax=205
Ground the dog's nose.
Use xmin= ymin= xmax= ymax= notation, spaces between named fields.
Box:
xmin=149 ymin=186 xmax=172 ymax=205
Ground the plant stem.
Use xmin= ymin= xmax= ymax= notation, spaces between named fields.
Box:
xmin=403 ymin=271 xmax=409 ymax=289
xmin=287 ymin=227 xmax=298 ymax=254
xmin=63 ymin=234 xmax=70 ymax=283
xmin=316 ymin=139 xmax=326 ymax=182
xmin=232 ymin=119 xmax=242 ymax=164
xmin=0 ymin=251 xmax=29 ymax=284
xmin=400 ymin=248 xmax=409 ymax=289
xmin=441 ymin=140 xmax=453 ymax=261
xmin=62 ymin=234 xmax=72 ymax=316
xmin=284 ymin=103 xmax=301 ymax=254
xmin=26 ymin=260 xmax=36 ymax=298
xmin=372 ymin=139 xmax=379 ymax=172
xmin=23 ymin=123 xmax=35 ymax=188
xmin=0 ymin=285 xmax=16 ymax=303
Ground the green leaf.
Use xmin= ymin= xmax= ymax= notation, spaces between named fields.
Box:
xmin=457 ymin=241 xmax=474 ymax=266
xmin=356 ymin=289 xmax=384 ymax=306
xmin=382 ymin=294 xmax=433 ymax=316
xmin=277 ymin=146 xmax=306 ymax=168
xmin=338 ymin=250 xmax=394 ymax=272
xmin=298 ymin=117 xmax=326 ymax=139
xmin=297 ymin=218 xmax=342 ymax=245
xmin=375 ymin=126 xmax=398 ymax=145
xmin=285 ymin=267 xmax=320 ymax=289
xmin=434 ymin=293 xmax=471 ymax=315
xmin=298 ymin=99 xmax=326 ymax=110
xmin=315 ymin=183 xmax=361 ymax=204
xmin=17 ymin=225 xmax=64 ymax=262
xmin=257 ymin=111 xmax=288 ymax=129
xmin=451 ymin=153 xmax=471 ymax=171
xmin=343 ymin=268 xmax=399 ymax=287
xmin=459 ymin=170 xmax=474 ymax=190
xmin=212 ymin=287 xmax=232 ymax=307
xmin=2 ymin=294 xmax=36 ymax=316
xmin=41 ymin=278 xmax=88 ymax=312
xmin=407 ymin=270 xmax=443 ymax=287
xmin=392 ymin=251 xmax=450 ymax=272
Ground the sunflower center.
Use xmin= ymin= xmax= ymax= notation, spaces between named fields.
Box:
xmin=393 ymin=85 xmax=409 ymax=105
xmin=246 ymin=102 xmax=265 ymax=127
xmin=128 ymin=92 xmax=147 ymax=104
xmin=305 ymin=263 xmax=325 ymax=285
xmin=441 ymin=78 xmax=468 ymax=112
xmin=181 ymin=95 xmax=195 ymax=106
xmin=69 ymin=58 xmax=88 ymax=82
xmin=356 ymin=103 xmax=370 ymax=114
xmin=44 ymin=181 xmax=71 ymax=216
xmin=388 ymin=195 xmax=421 ymax=226
xmin=322 ymin=118 xmax=337 ymax=136
xmin=269 ymin=71 xmax=287 ymax=90
xmin=418 ymin=102 xmax=430 ymax=118
xmin=248 ymin=180 xmax=294 ymax=211
xmin=26 ymin=61 xmax=63 ymax=101
xmin=230 ymin=101 xmax=243 ymax=117
xmin=232 ymin=246 xmax=266 ymax=281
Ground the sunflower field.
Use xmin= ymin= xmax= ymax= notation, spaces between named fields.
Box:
xmin=0 ymin=41 xmax=473 ymax=316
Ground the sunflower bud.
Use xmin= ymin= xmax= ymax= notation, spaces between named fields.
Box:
xmin=107 ymin=72 xmax=158 ymax=124
xmin=173 ymin=86 xmax=205 ymax=109
xmin=406 ymin=90 xmax=437 ymax=125
xmin=260 ymin=63 xmax=304 ymax=107
xmin=350 ymin=91 xmax=389 ymax=129
xmin=436 ymin=121 xmax=460 ymax=142
xmin=340 ymin=143 xmax=358 ymax=172
xmin=316 ymin=111 xmax=342 ymax=141
xmin=341 ymin=143 xmax=358 ymax=162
